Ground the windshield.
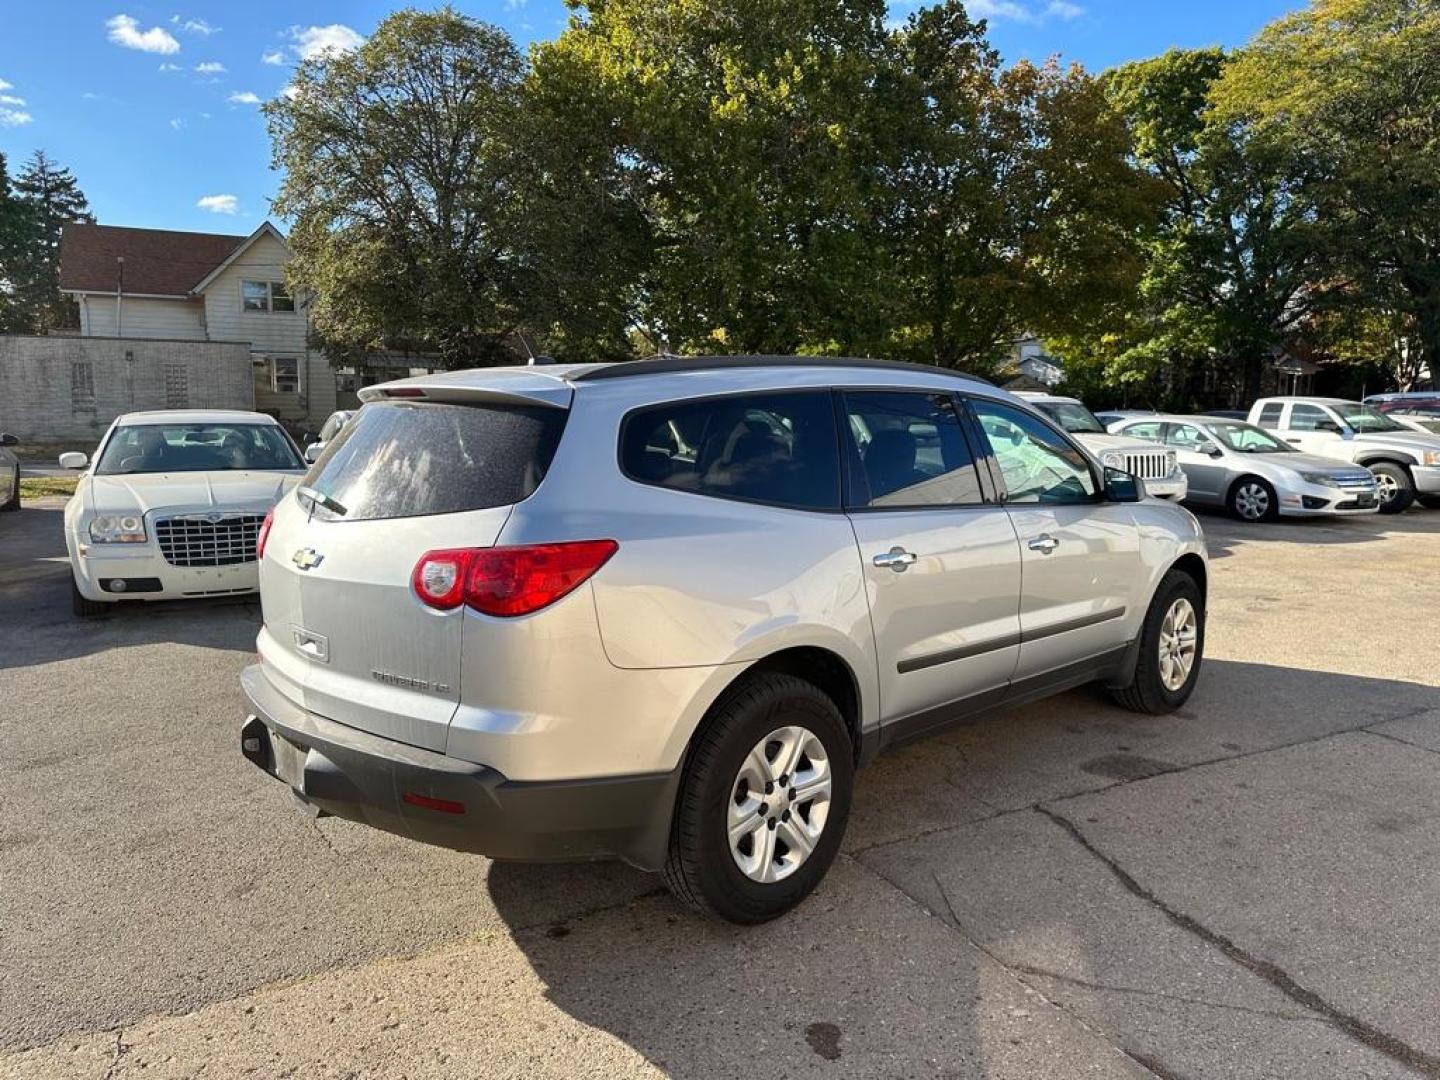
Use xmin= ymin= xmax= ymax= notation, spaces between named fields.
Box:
xmin=96 ymin=423 xmax=303 ymax=474
xmin=1335 ymin=403 xmax=1406 ymax=433
xmin=1034 ymin=401 xmax=1106 ymax=434
xmin=1206 ymin=421 xmax=1293 ymax=453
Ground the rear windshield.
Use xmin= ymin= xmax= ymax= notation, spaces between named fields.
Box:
xmin=302 ymin=400 xmax=567 ymax=521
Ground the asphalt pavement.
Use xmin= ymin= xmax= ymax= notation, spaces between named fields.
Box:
xmin=2 ymin=496 xmax=1438 ymax=1079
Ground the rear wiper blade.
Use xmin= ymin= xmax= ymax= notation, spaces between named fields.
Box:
xmin=297 ymin=485 xmax=347 ymax=517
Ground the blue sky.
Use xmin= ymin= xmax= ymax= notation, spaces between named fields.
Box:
xmin=0 ymin=0 xmax=1301 ymax=235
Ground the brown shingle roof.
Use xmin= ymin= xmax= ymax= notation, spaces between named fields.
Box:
xmin=59 ymin=223 xmax=248 ymax=296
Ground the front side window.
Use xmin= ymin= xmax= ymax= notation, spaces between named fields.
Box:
xmin=1256 ymin=403 xmax=1283 ymax=430
xmin=1166 ymin=424 xmax=1212 ymax=452
xmin=620 ymin=392 xmax=839 ymax=511
xmin=971 ymin=399 xmax=1097 ymax=504
xmin=841 ymin=391 xmax=982 ymax=508
xmin=1289 ymin=404 xmax=1340 ymax=432
xmin=1208 ymin=421 xmax=1292 ymax=453
xmin=96 ymin=424 xmax=303 ymax=474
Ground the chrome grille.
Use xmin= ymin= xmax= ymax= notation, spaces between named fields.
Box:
xmin=155 ymin=513 xmax=264 ymax=567
xmin=1335 ymin=473 xmax=1377 ymax=489
xmin=1123 ymin=451 xmax=1172 ymax=480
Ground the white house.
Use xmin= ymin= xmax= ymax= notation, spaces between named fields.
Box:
xmin=1011 ymin=333 xmax=1065 ymax=388
xmin=58 ymin=221 xmax=337 ymax=428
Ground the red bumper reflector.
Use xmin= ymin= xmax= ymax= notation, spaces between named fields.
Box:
xmin=402 ymin=791 xmax=465 ymax=815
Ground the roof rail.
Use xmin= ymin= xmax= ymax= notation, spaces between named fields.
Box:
xmin=569 ymin=354 xmax=993 ymax=385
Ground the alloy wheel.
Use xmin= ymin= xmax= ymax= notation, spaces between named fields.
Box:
xmin=728 ymin=726 xmax=832 ymax=884
xmin=1234 ymin=482 xmax=1270 ymax=520
xmin=1158 ymin=597 xmax=1199 ymax=691
xmin=1373 ymin=471 xmax=1399 ymax=505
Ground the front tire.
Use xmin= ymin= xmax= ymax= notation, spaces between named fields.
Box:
xmin=1 ymin=469 xmax=18 ymax=512
xmin=663 ymin=672 xmax=853 ymax=924
xmin=1228 ymin=476 xmax=1278 ymax=522
xmin=1110 ymin=569 xmax=1204 ymax=715
xmin=71 ymin=576 xmax=108 ymax=617
xmin=1371 ymin=462 xmax=1416 ymax=513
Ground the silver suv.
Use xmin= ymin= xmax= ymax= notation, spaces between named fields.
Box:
xmin=241 ymin=356 xmax=1209 ymax=923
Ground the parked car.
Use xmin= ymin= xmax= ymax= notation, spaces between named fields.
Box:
xmin=1200 ymin=409 xmax=1249 ymax=420
xmin=302 ymin=409 xmax=356 ymax=464
xmin=240 ymin=356 xmax=1209 ymax=924
xmin=1108 ymin=414 xmax=1379 ymax=521
xmin=1093 ymin=409 xmax=1158 ymax=428
xmin=60 ymin=410 xmax=307 ymax=615
xmin=1 ymin=433 xmax=19 ymax=512
xmin=1388 ymin=412 xmax=1440 ymax=435
xmin=1247 ymin=396 xmax=1440 ymax=512
xmin=1364 ymin=392 xmax=1440 ymax=413
xmin=1011 ymin=394 xmax=1188 ymax=500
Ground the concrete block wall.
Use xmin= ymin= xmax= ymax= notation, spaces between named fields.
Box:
xmin=0 ymin=335 xmax=255 ymax=444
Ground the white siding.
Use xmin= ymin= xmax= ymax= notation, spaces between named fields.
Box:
xmin=200 ymin=232 xmax=310 ymax=354
xmin=79 ymin=294 xmax=206 ymax=339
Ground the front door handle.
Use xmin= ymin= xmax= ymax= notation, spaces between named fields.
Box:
xmin=1284 ymin=437 xmax=1303 ymax=445
xmin=1028 ymin=534 xmax=1060 ymax=555
xmin=873 ymin=546 xmax=918 ymax=572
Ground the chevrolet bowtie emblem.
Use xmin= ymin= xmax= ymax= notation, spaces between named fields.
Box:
xmin=292 ymin=547 xmax=325 ymax=571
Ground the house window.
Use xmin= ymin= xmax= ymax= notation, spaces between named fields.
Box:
xmin=242 ymin=280 xmax=271 ymax=311
xmin=272 ymin=357 xmax=300 ymax=394
xmin=71 ymin=361 xmax=96 ymax=410
xmin=164 ymin=365 xmax=189 ymax=409
xmin=243 ymin=280 xmax=296 ymax=313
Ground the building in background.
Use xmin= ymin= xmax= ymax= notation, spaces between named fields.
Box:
xmin=56 ymin=221 xmax=336 ymax=431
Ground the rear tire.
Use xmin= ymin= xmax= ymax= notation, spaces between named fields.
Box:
xmin=1110 ymin=569 xmax=1204 ymax=715
xmin=663 ymin=672 xmax=853 ymax=924
xmin=1228 ymin=476 xmax=1278 ymax=522
xmin=1415 ymin=494 xmax=1440 ymax=510
xmin=71 ymin=577 xmax=108 ymax=617
xmin=1369 ymin=462 xmax=1415 ymax=514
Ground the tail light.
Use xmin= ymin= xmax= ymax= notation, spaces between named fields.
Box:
xmin=412 ymin=540 xmax=618 ymax=616
xmin=256 ymin=508 xmax=275 ymax=560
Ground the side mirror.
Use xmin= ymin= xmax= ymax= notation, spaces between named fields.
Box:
xmin=1104 ymin=466 xmax=1142 ymax=503
xmin=0 ymin=433 xmax=17 ymax=448
xmin=303 ymin=443 xmax=323 ymax=464
xmin=1206 ymin=444 xmax=1225 ymax=458
xmin=58 ymin=451 xmax=89 ymax=470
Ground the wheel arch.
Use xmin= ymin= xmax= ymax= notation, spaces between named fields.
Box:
xmin=1354 ymin=453 xmax=1415 ymax=472
xmin=1168 ymin=552 xmax=1207 ymax=605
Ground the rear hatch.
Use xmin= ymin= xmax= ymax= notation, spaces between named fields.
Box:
xmin=258 ymin=392 xmax=569 ymax=751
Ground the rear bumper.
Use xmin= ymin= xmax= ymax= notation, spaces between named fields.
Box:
xmin=239 ymin=665 xmax=680 ymax=872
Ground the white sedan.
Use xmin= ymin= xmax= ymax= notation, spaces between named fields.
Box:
xmin=60 ymin=410 xmax=306 ymax=615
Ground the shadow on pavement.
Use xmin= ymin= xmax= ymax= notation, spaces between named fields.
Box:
xmin=486 ymin=659 xmax=1440 ymax=1078
xmin=1195 ymin=502 xmax=1439 ymax=560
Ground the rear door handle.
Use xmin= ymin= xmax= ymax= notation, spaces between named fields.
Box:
xmin=1028 ymin=534 xmax=1060 ymax=555
xmin=873 ymin=546 xmax=918 ymax=572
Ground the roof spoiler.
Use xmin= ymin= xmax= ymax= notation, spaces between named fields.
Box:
xmin=358 ymin=372 xmax=572 ymax=410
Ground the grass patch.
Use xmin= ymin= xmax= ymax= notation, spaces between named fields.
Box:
xmin=20 ymin=475 xmax=79 ymax=499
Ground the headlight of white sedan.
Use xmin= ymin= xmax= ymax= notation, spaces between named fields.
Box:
xmin=89 ymin=514 xmax=147 ymax=543
xmin=1298 ymin=472 xmax=1340 ymax=487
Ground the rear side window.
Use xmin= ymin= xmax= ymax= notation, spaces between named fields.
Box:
xmin=620 ymin=392 xmax=840 ymax=510
xmin=305 ymin=400 xmax=567 ymax=521
xmin=1256 ymin=403 xmax=1283 ymax=429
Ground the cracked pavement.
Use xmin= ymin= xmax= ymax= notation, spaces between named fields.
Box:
xmin=3 ymin=498 xmax=1440 ymax=1078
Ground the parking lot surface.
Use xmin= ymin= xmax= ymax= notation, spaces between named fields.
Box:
xmin=3 ymin=497 xmax=1439 ymax=1078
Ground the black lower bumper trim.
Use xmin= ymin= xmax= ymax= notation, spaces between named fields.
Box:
xmin=239 ymin=666 xmax=680 ymax=872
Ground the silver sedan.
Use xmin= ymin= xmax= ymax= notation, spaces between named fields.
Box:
xmin=1107 ymin=415 xmax=1379 ymax=521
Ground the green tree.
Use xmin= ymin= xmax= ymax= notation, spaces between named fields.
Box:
xmin=1213 ymin=0 xmax=1440 ymax=379
xmin=11 ymin=150 xmax=92 ymax=332
xmin=1067 ymin=49 xmax=1324 ymax=406
xmin=267 ymin=8 xmax=532 ymax=366
xmin=531 ymin=0 xmax=894 ymax=356
xmin=0 ymin=152 xmax=30 ymax=332
xmin=875 ymin=3 xmax=1152 ymax=375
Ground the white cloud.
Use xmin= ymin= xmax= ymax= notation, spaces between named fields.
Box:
xmin=169 ymin=117 xmax=184 ymax=129
xmin=261 ymin=49 xmax=284 ymax=65
xmin=106 ymin=14 xmax=181 ymax=54
xmin=0 ymin=106 xmax=32 ymax=126
xmin=197 ymin=194 xmax=238 ymax=214
xmin=0 ymin=79 xmax=11 ymax=91
xmin=228 ymin=90 xmax=261 ymax=105
xmin=194 ymin=61 xmax=226 ymax=73
xmin=290 ymin=24 xmax=364 ymax=62
xmin=1045 ymin=0 xmax=1085 ymax=18
xmin=966 ymin=0 xmax=1038 ymax=22
xmin=0 ymin=94 xmax=25 ymax=106
xmin=172 ymin=16 xmax=219 ymax=35
xmin=158 ymin=62 xmax=182 ymax=72
xmin=282 ymin=83 xmax=301 ymax=101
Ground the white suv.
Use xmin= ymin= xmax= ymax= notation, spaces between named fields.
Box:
xmin=241 ymin=357 xmax=1208 ymax=923
xmin=1012 ymin=393 xmax=1188 ymax=500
